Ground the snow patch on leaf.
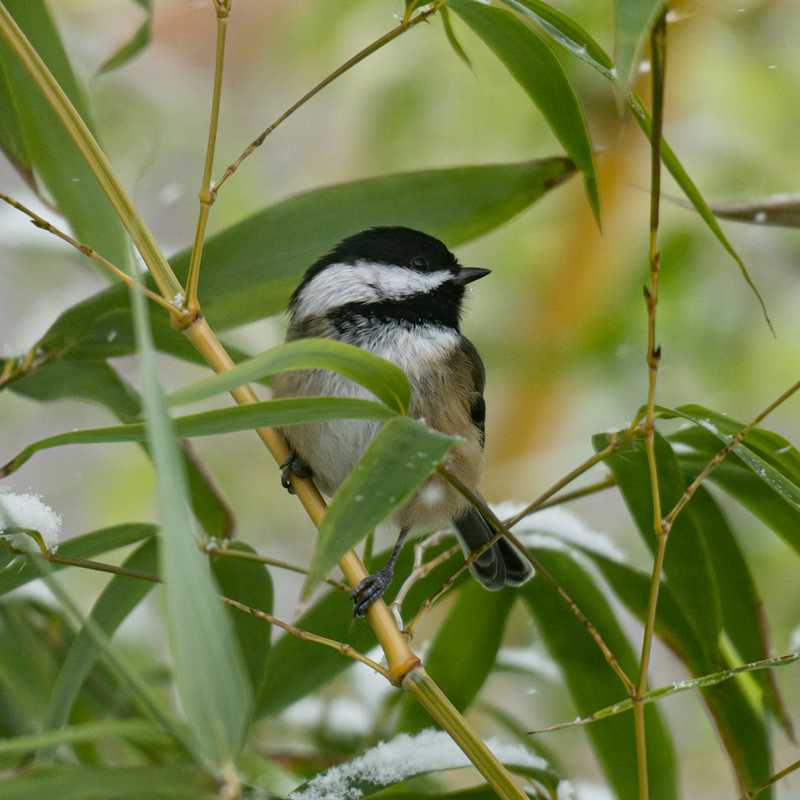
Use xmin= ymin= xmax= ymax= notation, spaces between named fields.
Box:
xmin=0 ymin=490 xmax=62 ymax=552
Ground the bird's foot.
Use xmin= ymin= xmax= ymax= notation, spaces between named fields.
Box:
xmin=352 ymin=565 xmax=395 ymax=618
xmin=280 ymin=452 xmax=312 ymax=494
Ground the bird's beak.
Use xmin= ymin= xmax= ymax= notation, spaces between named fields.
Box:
xmin=453 ymin=267 xmax=491 ymax=285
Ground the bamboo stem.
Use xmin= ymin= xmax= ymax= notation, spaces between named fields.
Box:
xmin=185 ymin=0 xmax=231 ymax=313
xmin=634 ymin=15 xmax=668 ymax=800
xmin=742 ymin=758 xmax=800 ymax=800
xmin=404 ymin=667 xmax=527 ymax=800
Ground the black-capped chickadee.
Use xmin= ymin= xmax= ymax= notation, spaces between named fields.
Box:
xmin=272 ymin=227 xmax=532 ymax=616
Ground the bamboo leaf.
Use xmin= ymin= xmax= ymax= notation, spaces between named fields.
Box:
xmin=38 ymin=157 xmax=576 ymax=364
xmin=0 ymin=397 xmax=396 ymax=479
xmin=11 ymin=358 xmax=234 ymax=539
xmin=440 ymin=5 xmax=471 ymax=68
xmin=665 ymin=191 xmax=800 ymax=228
xmin=449 ymin=0 xmax=600 ymax=222
xmin=210 ymin=543 xmax=274 ymax=695
xmin=613 ymin=0 xmax=667 ymax=89
xmin=98 ymin=0 xmax=152 ymax=74
xmin=521 ymin=547 xmax=677 ymax=800
xmin=304 ymin=417 xmax=456 ymax=595
xmin=498 ymin=1 xmax=772 ymax=329
xmin=168 ymin=338 xmax=411 ymax=414
xmin=396 ymin=583 xmax=516 ymax=733
xmin=0 ymin=765 xmax=211 ymax=800
xmin=594 ymin=430 xmax=722 ymax=646
xmin=0 ymin=523 xmax=156 ymax=596
xmin=0 ymin=0 xmax=130 ymax=271
xmin=43 ymin=538 xmax=159 ymax=739
xmin=129 ymin=264 xmax=251 ymax=764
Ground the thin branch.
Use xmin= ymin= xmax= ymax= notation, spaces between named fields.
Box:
xmin=6 ymin=545 xmax=389 ymax=679
xmin=432 ymin=466 xmax=636 ymax=695
xmin=663 ymin=379 xmax=800 ymax=531
xmin=0 ymin=193 xmax=177 ymax=316
xmin=635 ymin=15 xmax=668 ymax=800
xmin=185 ymin=0 xmax=232 ymax=314
xmin=742 ymin=758 xmax=800 ymax=800
xmin=204 ymin=541 xmax=350 ymax=593
xmin=210 ymin=2 xmax=443 ymax=199
xmin=504 ymin=442 xmax=623 ymax=529
xmin=526 ymin=475 xmax=617 ymax=513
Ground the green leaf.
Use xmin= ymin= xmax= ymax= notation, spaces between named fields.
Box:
xmin=0 ymin=523 xmax=156 ymax=596
xmin=449 ymin=0 xmax=599 ymax=222
xmin=672 ymin=440 xmax=800 ymax=557
xmin=43 ymin=538 xmax=159 ymax=739
xmin=581 ymin=550 xmax=775 ymax=797
xmin=168 ymin=338 xmax=411 ymax=414
xmin=497 ymin=1 xmax=771 ymax=329
xmin=98 ymin=0 xmax=152 ymax=74
xmin=0 ymin=718 xmax=165 ymax=757
xmin=397 ymin=583 xmax=516 ymax=733
xmin=304 ymin=417 xmax=456 ymax=594
xmin=130 ymin=262 xmax=251 ymax=764
xmin=210 ymin=544 xmax=274 ymax=695
xmin=499 ymin=0 xmax=613 ymax=75
xmin=613 ymin=0 xmax=666 ymax=89
xmin=440 ymin=5 xmax=471 ymax=68
xmin=521 ymin=548 xmax=676 ymax=800
xmin=0 ymin=397 xmax=396 ymax=478
xmin=11 ymin=358 xmax=234 ymax=539
xmin=0 ymin=765 xmax=211 ymax=800
xmin=0 ymin=0 xmax=130 ymax=271
xmin=627 ymin=97 xmax=772 ymax=331
xmin=39 ymin=157 xmax=576 ymax=365
xmin=667 ymin=403 xmax=800 ymax=512
xmin=594 ymin=430 xmax=722 ymax=647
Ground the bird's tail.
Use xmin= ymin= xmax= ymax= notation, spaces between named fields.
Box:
xmin=451 ymin=503 xmax=533 ymax=591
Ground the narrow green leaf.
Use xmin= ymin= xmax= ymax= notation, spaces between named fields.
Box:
xmin=38 ymin=157 xmax=576 ymax=365
xmin=0 ymin=397 xmax=395 ymax=478
xmin=521 ymin=548 xmax=677 ymax=800
xmin=11 ymin=359 xmax=234 ymax=539
xmin=43 ymin=538 xmax=159 ymax=738
xmin=613 ymin=0 xmax=666 ymax=89
xmin=98 ymin=0 xmax=152 ymax=74
xmin=0 ymin=718 xmax=165 ymax=756
xmin=0 ymin=523 xmax=156 ymax=596
xmin=582 ymin=550 xmax=775 ymax=796
xmin=0 ymin=765 xmax=211 ymax=800
xmin=168 ymin=338 xmax=411 ymax=413
xmin=449 ymin=0 xmax=600 ymax=222
xmin=397 ymin=583 xmax=515 ymax=733
xmin=304 ymin=417 xmax=456 ymax=594
xmin=671 ymin=439 xmax=800 ymax=557
xmin=627 ymin=96 xmax=772 ymax=331
xmin=440 ymin=5 xmax=471 ymax=67
xmin=497 ymin=1 xmax=771 ymax=328
xmin=210 ymin=543 xmax=274 ymax=695
xmin=0 ymin=0 xmax=130 ymax=271
xmin=130 ymin=261 xmax=251 ymax=764
xmin=499 ymin=0 xmax=613 ymax=75
xmin=594 ymin=430 xmax=722 ymax=646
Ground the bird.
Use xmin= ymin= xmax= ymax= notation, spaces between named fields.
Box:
xmin=271 ymin=226 xmax=532 ymax=617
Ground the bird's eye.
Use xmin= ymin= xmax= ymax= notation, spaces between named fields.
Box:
xmin=410 ymin=256 xmax=428 ymax=270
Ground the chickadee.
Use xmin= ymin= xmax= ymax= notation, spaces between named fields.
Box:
xmin=272 ymin=227 xmax=532 ymax=616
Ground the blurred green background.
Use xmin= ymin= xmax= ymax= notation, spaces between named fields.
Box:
xmin=1 ymin=0 xmax=798 ymax=796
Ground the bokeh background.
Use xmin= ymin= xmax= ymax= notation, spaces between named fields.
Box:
xmin=1 ymin=1 xmax=798 ymax=797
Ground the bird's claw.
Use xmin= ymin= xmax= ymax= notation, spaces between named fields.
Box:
xmin=280 ymin=452 xmax=312 ymax=494
xmin=352 ymin=566 xmax=394 ymax=618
